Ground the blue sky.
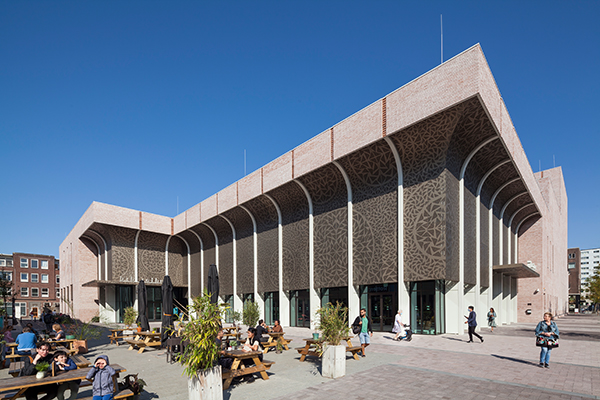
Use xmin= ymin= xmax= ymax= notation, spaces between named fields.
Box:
xmin=1 ymin=1 xmax=599 ymax=257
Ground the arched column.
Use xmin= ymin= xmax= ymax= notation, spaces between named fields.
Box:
xmin=239 ymin=205 xmax=263 ymax=319
xmin=295 ymin=180 xmax=319 ymax=329
xmin=81 ymin=235 xmax=101 ymax=280
xmin=383 ymin=137 xmax=408 ymax=323
xmin=458 ymin=136 xmax=498 ymax=333
xmin=332 ymin=161 xmax=359 ymax=324
xmin=187 ymin=229 xmax=204 ymax=301
xmin=264 ymin=194 xmax=289 ymax=327
xmin=475 ymin=160 xmax=510 ymax=318
xmin=174 ymin=234 xmax=191 ymax=307
xmin=499 ymin=192 xmax=527 ymax=265
xmin=512 ymin=211 xmax=540 ymax=264
xmin=220 ymin=215 xmax=243 ymax=313
xmin=88 ymin=229 xmax=108 ymax=281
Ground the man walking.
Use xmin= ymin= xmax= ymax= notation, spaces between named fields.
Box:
xmin=352 ymin=308 xmax=373 ymax=357
xmin=465 ymin=306 xmax=484 ymax=343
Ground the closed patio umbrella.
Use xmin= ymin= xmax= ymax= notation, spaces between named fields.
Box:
xmin=136 ymin=280 xmax=150 ymax=332
xmin=161 ymin=275 xmax=174 ymax=344
xmin=207 ymin=264 xmax=219 ymax=304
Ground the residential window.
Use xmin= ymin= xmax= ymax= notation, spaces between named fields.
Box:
xmin=56 ymin=275 xmax=60 ymax=284
xmin=31 ymin=288 xmax=39 ymax=297
xmin=594 ymin=250 xmax=599 ymax=253
xmin=31 ymin=274 xmax=39 ymax=283
xmin=56 ymin=289 xmax=60 ymax=298
xmin=41 ymin=274 xmax=49 ymax=284
xmin=20 ymin=258 xmax=28 ymax=268
xmin=41 ymin=260 xmax=48 ymax=269
xmin=21 ymin=287 xmax=29 ymax=297
xmin=0 ymin=271 xmax=12 ymax=281
xmin=41 ymin=288 xmax=49 ymax=297
xmin=20 ymin=273 xmax=28 ymax=282
xmin=568 ymin=253 xmax=575 ymax=259
xmin=0 ymin=259 xmax=5 ymax=267
xmin=31 ymin=260 xmax=38 ymax=269
xmin=568 ymin=263 xmax=576 ymax=269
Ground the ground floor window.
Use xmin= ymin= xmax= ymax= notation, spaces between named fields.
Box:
xmin=320 ymin=287 xmax=348 ymax=310
xmin=410 ymin=280 xmax=445 ymax=335
xmin=116 ymin=285 xmax=134 ymax=324
xmin=223 ymin=295 xmax=234 ymax=323
xmin=264 ymin=291 xmax=279 ymax=325
xmin=290 ymin=290 xmax=310 ymax=328
xmin=147 ymin=286 xmax=162 ymax=321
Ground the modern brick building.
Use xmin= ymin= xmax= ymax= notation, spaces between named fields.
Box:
xmin=60 ymin=45 xmax=568 ymax=333
xmin=0 ymin=252 xmax=60 ymax=319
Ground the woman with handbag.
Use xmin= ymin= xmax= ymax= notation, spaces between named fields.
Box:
xmin=535 ymin=312 xmax=560 ymax=368
xmin=487 ymin=308 xmax=497 ymax=332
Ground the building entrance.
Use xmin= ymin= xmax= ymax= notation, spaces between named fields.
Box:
xmin=410 ymin=280 xmax=445 ymax=335
xmin=290 ymin=290 xmax=310 ymax=327
xmin=362 ymin=284 xmax=397 ymax=332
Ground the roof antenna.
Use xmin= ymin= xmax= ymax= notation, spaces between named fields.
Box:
xmin=539 ymin=160 xmax=541 ymax=172
xmin=553 ymin=155 xmax=556 ymax=168
xmin=244 ymin=149 xmax=247 ymax=176
xmin=440 ymin=14 xmax=443 ymax=64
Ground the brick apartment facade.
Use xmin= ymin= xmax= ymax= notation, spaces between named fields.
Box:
xmin=0 ymin=253 xmax=60 ymax=319
xmin=61 ymin=45 xmax=568 ymax=332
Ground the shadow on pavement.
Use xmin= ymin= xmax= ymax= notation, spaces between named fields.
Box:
xmin=491 ymin=354 xmax=539 ymax=366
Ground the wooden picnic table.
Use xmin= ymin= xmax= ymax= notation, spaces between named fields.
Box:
xmin=46 ymin=339 xmax=76 ymax=353
xmin=125 ymin=331 xmax=162 ymax=354
xmin=9 ymin=355 xmax=90 ymax=378
xmin=296 ymin=336 xmax=361 ymax=361
xmin=108 ymin=329 xmax=135 ymax=346
xmin=0 ymin=364 xmax=127 ymax=400
xmin=262 ymin=332 xmax=292 ymax=354
xmin=222 ymin=326 xmax=241 ymax=341
xmin=221 ymin=350 xmax=274 ymax=390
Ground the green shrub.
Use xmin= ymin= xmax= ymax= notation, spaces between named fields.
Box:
xmin=123 ymin=307 xmax=137 ymax=327
xmin=242 ymin=302 xmax=260 ymax=327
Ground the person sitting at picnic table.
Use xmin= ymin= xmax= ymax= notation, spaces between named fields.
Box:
xmin=22 ymin=342 xmax=59 ymax=400
xmin=255 ymin=320 xmax=269 ymax=343
xmin=3 ymin=325 xmax=14 ymax=343
xmin=15 ymin=327 xmax=37 ymax=355
xmin=270 ymin=320 xmax=283 ymax=333
xmin=53 ymin=323 xmax=65 ymax=340
xmin=215 ymin=329 xmax=233 ymax=370
xmin=240 ymin=328 xmax=264 ymax=383
xmin=53 ymin=350 xmax=80 ymax=400
xmin=26 ymin=323 xmax=40 ymax=340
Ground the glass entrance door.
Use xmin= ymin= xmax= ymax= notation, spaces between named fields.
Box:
xmin=410 ymin=280 xmax=444 ymax=334
xmin=368 ymin=293 xmax=395 ymax=331
xmin=290 ymin=290 xmax=310 ymax=327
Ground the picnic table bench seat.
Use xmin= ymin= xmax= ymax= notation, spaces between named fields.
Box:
xmin=77 ymin=388 xmax=135 ymax=400
xmin=107 ymin=333 xmax=135 ymax=345
xmin=221 ymin=359 xmax=275 ymax=381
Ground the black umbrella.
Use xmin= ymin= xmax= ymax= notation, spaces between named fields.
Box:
xmin=136 ymin=280 xmax=150 ymax=332
xmin=161 ymin=275 xmax=174 ymax=344
xmin=207 ymin=264 xmax=219 ymax=304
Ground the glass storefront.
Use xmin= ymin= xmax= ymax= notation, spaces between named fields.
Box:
xmin=290 ymin=290 xmax=310 ymax=327
xmin=360 ymin=284 xmax=397 ymax=332
xmin=410 ymin=280 xmax=445 ymax=335
xmin=264 ymin=291 xmax=279 ymax=325
xmin=116 ymin=285 xmax=134 ymax=324
xmin=321 ymin=287 xmax=348 ymax=309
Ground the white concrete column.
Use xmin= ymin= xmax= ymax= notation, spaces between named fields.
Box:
xmin=499 ymin=192 xmax=526 ymax=266
xmin=492 ymin=272 xmax=502 ymax=323
xmin=220 ymin=215 xmax=244 ymax=315
xmin=165 ymin=236 xmax=172 ymax=276
xmin=383 ymin=137 xmax=408 ymax=323
xmin=295 ymin=180 xmax=320 ymax=330
xmin=458 ymin=136 xmax=497 ymax=334
xmin=333 ymin=161 xmax=360 ymax=325
xmin=264 ymin=194 xmax=290 ymax=327
xmin=134 ymin=231 xmax=141 ymax=282
xmin=239 ymin=206 xmax=264 ymax=321
xmin=502 ymin=274 xmax=510 ymax=325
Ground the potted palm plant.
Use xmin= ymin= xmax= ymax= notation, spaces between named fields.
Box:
xmin=179 ymin=292 xmax=228 ymax=400
xmin=242 ymin=301 xmax=260 ymax=328
xmin=316 ymin=302 xmax=349 ymax=379
xmin=69 ymin=317 xmax=102 ymax=354
xmin=123 ymin=307 xmax=138 ymax=333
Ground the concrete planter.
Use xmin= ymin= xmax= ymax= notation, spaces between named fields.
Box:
xmin=321 ymin=344 xmax=346 ymax=379
xmin=188 ymin=365 xmax=222 ymax=400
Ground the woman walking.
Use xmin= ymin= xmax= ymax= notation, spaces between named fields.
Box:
xmin=392 ymin=310 xmax=404 ymax=341
xmin=487 ymin=308 xmax=497 ymax=332
xmin=535 ymin=312 xmax=559 ymax=369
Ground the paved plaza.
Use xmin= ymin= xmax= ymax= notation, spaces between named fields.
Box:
xmin=3 ymin=314 xmax=598 ymax=399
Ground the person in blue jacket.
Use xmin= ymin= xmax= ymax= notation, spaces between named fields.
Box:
xmin=15 ymin=327 xmax=37 ymax=355
xmin=54 ymin=350 xmax=80 ymax=400
xmin=535 ymin=312 xmax=559 ymax=368
xmin=464 ymin=306 xmax=484 ymax=343
xmin=86 ymin=355 xmax=117 ymax=400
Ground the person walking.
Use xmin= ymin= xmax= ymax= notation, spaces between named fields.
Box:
xmin=464 ymin=306 xmax=483 ymax=343
xmin=392 ymin=310 xmax=404 ymax=341
xmin=352 ymin=308 xmax=373 ymax=356
xmin=535 ymin=312 xmax=559 ymax=368
xmin=487 ymin=308 xmax=497 ymax=332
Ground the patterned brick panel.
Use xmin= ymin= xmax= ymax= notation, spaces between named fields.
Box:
xmin=298 ymin=164 xmax=348 ymax=289
xmin=338 ymin=140 xmax=398 ymax=286
xmin=242 ymin=196 xmax=279 ymax=293
xmin=138 ymin=231 xmax=167 ymax=282
xmin=106 ymin=225 xmax=136 ymax=282
xmin=205 ymin=217 xmax=234 ymax=296
xmin=269 ymin=182 xmax=309 ymax=291
xmin=222 ymin=207 xmax=254 ymax=295
xmin=390 ymin=106 xmax=462 ymax=282
xmin=189 ymin=224 xmax=216 ymax=291
xmin=167 ymin=236 xmax=186 ymax=287
xmin=445 ymin=170 xmax=460 ymax=282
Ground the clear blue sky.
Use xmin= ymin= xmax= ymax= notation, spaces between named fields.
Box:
xmin=1 ymin=1 xmax=599 ymax=257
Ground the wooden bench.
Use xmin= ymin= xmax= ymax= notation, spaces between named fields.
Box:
xmin=70 ymin=354 xmax=91 ymax=368
xmin=8 ymin=361 xmax=23 ymax=377
xmin=77 ymin=389 xmax=135 ymax=400
xmin=221 ymin=359 xmax=275 ymax=381
xmin=107 ymin=333 xmax=135 ymax=346
xmin=296 ymin=345 xmax=362 ymax=361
